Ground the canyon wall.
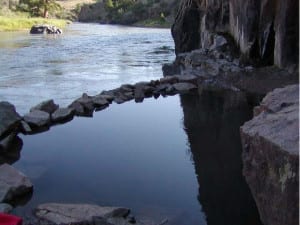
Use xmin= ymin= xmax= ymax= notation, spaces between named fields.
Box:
xmin=171 ymin=0 xmax=299 ymax=68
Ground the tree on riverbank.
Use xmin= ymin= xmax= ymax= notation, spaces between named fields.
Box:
xmin=18 ymin=0 xmax=61 ymax=17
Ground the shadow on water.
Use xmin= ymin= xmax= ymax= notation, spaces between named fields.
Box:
xmin=180 ymin=90 xmax=263 ymax=225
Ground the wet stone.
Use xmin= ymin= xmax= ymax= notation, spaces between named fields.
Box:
xmin=23 ymin=110 xmax=51 ymax=128
xmin=92 ymin=96 xmax=109 ymax=107
xmin=30 ymin=99 xmax=59 ymax=114
xmin=51 ymin=108 xmax=75 ymax=123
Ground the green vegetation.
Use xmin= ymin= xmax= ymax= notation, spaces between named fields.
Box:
xmin=100 ymin=0 xmax=178 ymax=26
xmin=0 ymin=16 xmax=68 ymax=31
xmin=0 ymin=0 xmax=70 ymax=31
xmin=17 ymin=0 xmax=62 ymax=18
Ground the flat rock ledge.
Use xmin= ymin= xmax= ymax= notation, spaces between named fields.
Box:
xmin=240 ymin=84 xmax=299 ymax=225
xmin=0 ymin=163 xmax=33 ymax=203
xmin=34 ymin=203 xmax=147 ymax=225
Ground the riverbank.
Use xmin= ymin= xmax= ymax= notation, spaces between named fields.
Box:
xmin=0 ymin=16 xmax=69 ymax=31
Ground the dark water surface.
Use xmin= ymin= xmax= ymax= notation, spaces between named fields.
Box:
xmin=12 ymin=91 xmax=262 ymax=225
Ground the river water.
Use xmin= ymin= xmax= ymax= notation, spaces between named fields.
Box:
xmin=0 ymin=23 xmax=174 ymax=114
xmin=0 ymin=23 xmax=262 ymax=225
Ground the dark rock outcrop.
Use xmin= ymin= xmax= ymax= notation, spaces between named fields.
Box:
xmin=171 ymin=0 xmax=299 ymax=68
xmin=30 ymin=25 xmax=62 ymax=34
xmin=240 ymin=84 xmax=299 ymax=225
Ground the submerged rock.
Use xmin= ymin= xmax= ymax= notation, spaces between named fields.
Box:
xmin=240 ymin=84 xmax=299 ymax=225
xmin=0 ymin=163 xmax=33 ymax=203
xmin=0 ymin=102 xmax=21 ymax=140
xmin=35 ymin=203 xmax=130 ymax=225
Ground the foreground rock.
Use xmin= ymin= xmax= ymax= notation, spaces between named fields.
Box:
xmin=35 ymin=203 xmax=133 ymax=225
xmin=0 ymin=102 xmax=21 ymax=139
xmin=0 ymin=163 xmax=33 ymax=203
xmin=30 ymin=25 xmax=62 ymax=34
xmin=240 ymin=84 xmax=299 ymax=225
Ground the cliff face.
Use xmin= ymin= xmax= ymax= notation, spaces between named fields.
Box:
xmin=172 ymin=0 xmax=299 ymax=68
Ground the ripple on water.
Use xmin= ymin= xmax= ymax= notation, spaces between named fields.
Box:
xmin=0 ymin=23 xmax=175 ymax=114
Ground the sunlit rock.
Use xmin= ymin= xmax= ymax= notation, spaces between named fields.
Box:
xmin=241 ymin=84 xmax=299 ymax=225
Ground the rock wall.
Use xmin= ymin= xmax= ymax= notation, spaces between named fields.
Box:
xmin=172 ymin=0 xmax=299 ymax=68
xmin=240 ymin=84 xmax=299 ymax=225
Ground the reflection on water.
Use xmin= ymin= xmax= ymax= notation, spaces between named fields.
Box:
xmin=13 ymin=97 xmax=205 ymax=225
xmin=180 ymin=90 xmax=263 ymax=225
xmin=1 ymin=89 xmax=264 ymax=224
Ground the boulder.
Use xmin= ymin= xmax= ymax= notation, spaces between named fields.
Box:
xmin=240 ymin=84 xmax=299 ymax=225
xmin=0 ymin=102 xmax=21 ymax=140
xmin=35 ymin=203 xmax=130 ymax=225
xmin=30 ymin=99 xmax=59 ymax=114
xmin=51 ymin=108 xmax=75 ymax=123
xmin=23 ymin=110 xmax=51 ymax=128
xmin=69 ymin=94 xmax=94 ymax=117
xmin=30 ymin=25 xmax=62 ymax=34
xmin=0 ymin=163 xmax=33 ymax=203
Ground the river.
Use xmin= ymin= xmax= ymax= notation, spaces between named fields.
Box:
xmin=0 ymin=23 xmax=262 ymax=225
xmin=0 ymin=23 xmax=174 ymax=114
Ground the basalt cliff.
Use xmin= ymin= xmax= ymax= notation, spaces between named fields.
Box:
xmin=171 ymin=0 xmax=298 ymax=68
xmin=169 ymin=1 xmax=299 ymax=225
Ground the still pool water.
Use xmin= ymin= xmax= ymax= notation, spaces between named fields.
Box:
xmin=14 ymin=96 xmax=206 ymax=224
